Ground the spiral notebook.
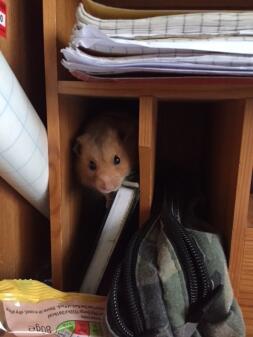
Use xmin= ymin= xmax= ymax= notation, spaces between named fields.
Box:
xmin=80 ymin=181 xmax=139 ymax=294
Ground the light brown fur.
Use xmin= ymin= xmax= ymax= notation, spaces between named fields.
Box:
xmin=74 ymin=113 xmax=137 ymax=195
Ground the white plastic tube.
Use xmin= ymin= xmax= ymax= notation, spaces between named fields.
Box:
xmin=0 ymin=52 xmax=49 ymax=217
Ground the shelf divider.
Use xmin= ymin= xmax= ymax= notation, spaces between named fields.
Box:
xmin=139 ymin=96 xmax=157 ymax=226
xmin=43 ymin=0 xmax=64 ymax=290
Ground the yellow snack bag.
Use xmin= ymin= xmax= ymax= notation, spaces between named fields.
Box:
xmin=0 ymin=280 xmax=108 ymax=337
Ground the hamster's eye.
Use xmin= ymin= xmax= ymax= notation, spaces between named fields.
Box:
xmin=88 ymin=160 xmax=97 ymax=171
xmin=113 ymin=155 xmax=121 ymax=165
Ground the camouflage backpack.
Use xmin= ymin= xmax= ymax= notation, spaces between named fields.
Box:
xmin=106 ymin=180 xmax=245 ymax=337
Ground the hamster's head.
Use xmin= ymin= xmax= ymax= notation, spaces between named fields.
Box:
xmin=74 ymin=128 xmax=134 ymax=195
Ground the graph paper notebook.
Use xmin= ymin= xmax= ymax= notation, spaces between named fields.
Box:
xmin=80 ymin=181 xmax=139 ymax=294
xmin=77 ymin=2 xmax=253 ymax=38
xmin=62 ymin=43 xmax=253 ymax=76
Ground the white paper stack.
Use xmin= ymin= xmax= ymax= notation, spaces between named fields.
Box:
xmin=61 ymin=1 xmax=253 ymax=76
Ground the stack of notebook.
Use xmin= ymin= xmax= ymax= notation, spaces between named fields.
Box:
xmin=61 ymin=0 xmax=253 ymax=77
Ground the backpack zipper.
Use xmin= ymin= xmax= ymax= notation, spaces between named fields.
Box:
xmin=107 ymin=265 xmax=135 ymax=337
xmin=107 ymin=215 xmax=156 ymax=337
xmin=162 ymin=198 xmax=213 ymax=315
xmin=107 ymin=198 xmax=213 ymax=336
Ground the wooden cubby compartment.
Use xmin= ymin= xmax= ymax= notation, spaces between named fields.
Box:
xmin=43 ymin=0 xmax=253 ymax=334
xmin=49 ymin=94 xmax=157 ymax=291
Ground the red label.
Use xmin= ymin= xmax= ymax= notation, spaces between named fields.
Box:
xmin=0 ymin=1 xmax=6 ymax=37
xmin=75 ymin=321 xmax=89 ymax=335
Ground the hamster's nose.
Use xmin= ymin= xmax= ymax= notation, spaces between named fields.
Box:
xmin=97 ymin=176 xmax=115 ymax=193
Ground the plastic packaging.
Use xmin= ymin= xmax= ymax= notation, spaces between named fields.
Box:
xmin=0 ymin=280 xmax=108 ymax=337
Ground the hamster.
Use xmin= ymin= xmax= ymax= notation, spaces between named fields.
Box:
xmin=74 ymin=112 xmax=138 ymax=196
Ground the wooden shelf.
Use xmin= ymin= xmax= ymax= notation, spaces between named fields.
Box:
xmin=58 ymin=78 xmax=253 ymax=99
xmin=44 ymin=2 xmax=253 ymax=334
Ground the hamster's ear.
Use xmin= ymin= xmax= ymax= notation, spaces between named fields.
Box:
xmin=118 ymin=130 xmax=127 ymax=143
xmin=118 ymin=125 xmax=137 ymax=144
xmin=73 ymin=137 xmax=82 ymax=156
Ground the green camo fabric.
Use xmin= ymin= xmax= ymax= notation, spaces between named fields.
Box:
xmin=135 ymin=216 xmax=246 ymax=337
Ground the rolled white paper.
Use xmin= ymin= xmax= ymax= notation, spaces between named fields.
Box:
xmin=0 ymin=52 xmax=49 ymax=217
